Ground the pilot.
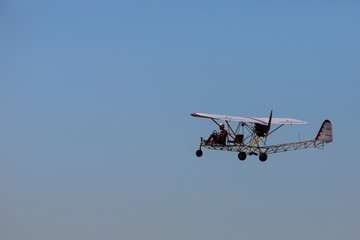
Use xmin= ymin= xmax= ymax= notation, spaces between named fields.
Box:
xmin=205 ymin=123 xmax=228 ymax=144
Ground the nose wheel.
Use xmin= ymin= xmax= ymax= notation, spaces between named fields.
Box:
xmin=196 ymin=138 xmax=203 ymax=157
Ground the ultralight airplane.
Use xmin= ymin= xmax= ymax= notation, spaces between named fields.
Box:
xmin=191 ymin=111 xmax=332 ymax=162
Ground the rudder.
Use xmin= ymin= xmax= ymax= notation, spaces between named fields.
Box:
xmin=315 ymin=120 xmax=333 ymax=143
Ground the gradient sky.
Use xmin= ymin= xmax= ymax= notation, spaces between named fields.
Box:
xmin=1 ymin=1 xmax=359 ymax=239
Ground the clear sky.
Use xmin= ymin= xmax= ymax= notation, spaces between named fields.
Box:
xmin=1 ymin=1 xmax=359 ymax=239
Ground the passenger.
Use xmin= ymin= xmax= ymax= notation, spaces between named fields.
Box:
xmin=205 ymin=123 xmax=228 ymax=145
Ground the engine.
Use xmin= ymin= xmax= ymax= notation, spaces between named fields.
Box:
xmin=254 ymin=123 xmax=269 ymax=137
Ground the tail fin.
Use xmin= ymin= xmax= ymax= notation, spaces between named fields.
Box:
xmin=315 ymin=120 xmax=333 ymax=143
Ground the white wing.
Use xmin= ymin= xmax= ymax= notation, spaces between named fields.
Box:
xmin=191 ymin=113 xmax=307 ymax=125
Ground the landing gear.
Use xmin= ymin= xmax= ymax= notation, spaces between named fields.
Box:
xmin=259 ymin=153 xmax=268 ymax=162
xmin=238 ymin=152 xmax=246 ymax=161
xmin=196 ymin=138 xmax=203 ymax=157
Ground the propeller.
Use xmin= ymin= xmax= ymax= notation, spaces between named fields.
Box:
xmin=267 ymin=110 xmax=273 ymax=133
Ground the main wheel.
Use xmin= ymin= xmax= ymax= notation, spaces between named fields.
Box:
xmin=196 ymin=149 xmax=203 ymax=157
xmin=259 ymin=153 xmax=268 ymax=162
xmin=238 ymin=152 xmax=246 ymax=161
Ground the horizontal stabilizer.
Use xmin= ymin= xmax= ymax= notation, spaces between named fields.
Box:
xmin=315 ymin=120 xmax=333 ymax=143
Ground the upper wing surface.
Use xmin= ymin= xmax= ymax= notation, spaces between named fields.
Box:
xmin=191 ymin=113 xmax=307 ymax=125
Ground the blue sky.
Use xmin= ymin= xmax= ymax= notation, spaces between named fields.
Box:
xmin=1 ymin=1 xmax=359 ymax=239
